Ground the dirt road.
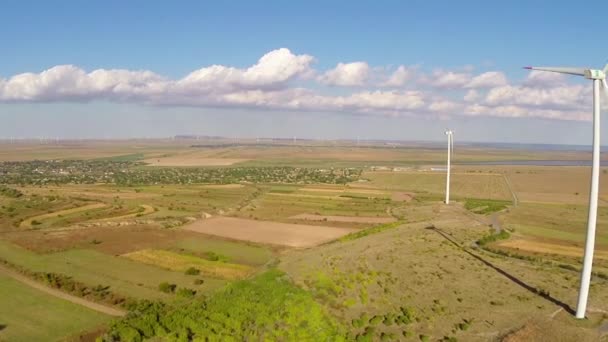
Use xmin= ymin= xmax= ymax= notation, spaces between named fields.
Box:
xmin=0 ymin=265 xmax=126 ymax=317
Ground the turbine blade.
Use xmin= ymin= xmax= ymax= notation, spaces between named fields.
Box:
xmin=524 ymin=66 xmax=586 ymax=76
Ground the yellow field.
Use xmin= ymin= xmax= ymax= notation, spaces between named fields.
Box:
xmin=122 ymin=249 xmax=254 ymax=280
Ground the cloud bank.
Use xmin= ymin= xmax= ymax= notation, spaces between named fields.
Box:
xmin=0 ymin=48 xmax=595 ymax=121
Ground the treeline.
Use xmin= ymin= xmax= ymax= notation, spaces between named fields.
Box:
xmin=101 ymin=270 xmax=345 ymax=341
xmin=0 ymin=160 xmax=361 ymax=185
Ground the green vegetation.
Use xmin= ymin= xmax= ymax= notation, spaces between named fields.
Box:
xmin=0 ymin=185 xmax=23 ymax=198
xmin=184 ymin=267 xmax=200 ymax=275
xmin=102 ymin=269 xmax=345 ymax=341
xmin=339 ymin=221 xmax=404 ymax=242
xmin=465 ymin=198 xmax=510 ymax=214
xmin=158 ymin=282 xmax=176 ymax=294
xmin=172 ymin=238 xmax=272 ymax=266
xmin=477 ymin=230 xmax=511 ymax=246
xmin=0 ymin=274 xmax=109 ymax=342
xmin=0 ymin=241 xmax=227 ymax=300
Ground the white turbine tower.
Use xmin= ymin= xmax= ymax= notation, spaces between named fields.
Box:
xmin=525 ymin=64 xmax=608 ymax=319
xmin=445 ymin=130 xmax=454 ymax=204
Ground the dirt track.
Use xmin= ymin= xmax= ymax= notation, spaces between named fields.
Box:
xmin=0 ymin=265 xmax=126 ymax=317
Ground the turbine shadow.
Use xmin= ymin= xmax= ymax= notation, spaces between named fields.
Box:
xmin=427 ymin=226 xmax=576 ymax=316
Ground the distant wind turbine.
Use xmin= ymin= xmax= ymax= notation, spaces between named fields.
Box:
xmin=445 ymin=130 xmax=454 ymax=204
xmin=525 ymin=63 xmax=608 ymax=319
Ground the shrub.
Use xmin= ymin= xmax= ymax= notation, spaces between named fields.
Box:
xmin=176 ymin=288 xmax=196 ymax=298
xmin=184 ymin=267 xmax=200 ymax=276
xmin=158 ymin=282 xmax=176 ymax=293
xmin=193 ymin=278 xmax=205 ymax=285
xmin=369 ymin=315 xmax=383 ymax=325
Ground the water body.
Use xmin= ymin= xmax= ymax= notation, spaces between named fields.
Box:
xmin=458 ymin=160 xmax=608 ymax=166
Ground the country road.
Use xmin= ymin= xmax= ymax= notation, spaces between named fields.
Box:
xmin=0 ymin=264 xmax=126 ymax=317
xmin=502 ymin=173 xmax=519 ymax=207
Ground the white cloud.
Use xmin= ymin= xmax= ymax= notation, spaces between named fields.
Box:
xmin=426 ymin=71 xmax=471 ymax=89
xmin=0 ymin=49 xmax=596 ymax=122
xmin=463 ymin=89 xmax=480 ymax=102
xmin=465 ymin=71 xmax=508 ymax=88
xmin=428 ymin=100 xmax=460 ymax=113
xmin=318 ymin=62 xmax=369 ymax=86
xmin=523 ymin=70 xmax=567 ymax=88
xmin=484 ymin=84 xmax=588 ymax=109
xmin=381 ymin=66 xmax=414 ymax=87
xmin=464 ymin=103 xmax=587 ymax=121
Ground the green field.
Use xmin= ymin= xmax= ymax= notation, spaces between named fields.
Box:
xmin=172 ymin=237 xmax=273 ymax=266
xmin=503 ymin=203 xmax=608 ymax=248
xmin=0 ymin=274 xmax=110 ymax=342
xmin=0 ymin=241 xmax=228 ymax=300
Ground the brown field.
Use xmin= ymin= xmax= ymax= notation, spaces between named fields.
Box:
xmin=300 ymin=187 xmax=388 ymax=195
xmin=497 ymin=238 xmax=608 ymax=260
xmin=182 ymin=217 xmax=356 ymax=248
xmin=289 ymin=213 xmax=396 ymax=224
xmin=143 ymin=156 xmax=247 ymax=166
xmin=265 ymin=192 xmax=352 ymax=201
xmin=391 ymin=191 xmax=415 ymax=202
xmin=4 ymin=226 xmax=207 ymax=254
xmin=199 ymin=184 xmax=245 ymax=189
xmin=363 ymin=170 xmax=513 ymax=200
xmin=20 ymin=185 xmax=161 ymax=199
xmin=455 ymin=165 xmax=608 ymax=205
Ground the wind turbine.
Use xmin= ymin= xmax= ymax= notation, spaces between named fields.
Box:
xmin=445 ymin=130 xmax=454 ymax=204
xmin=525 ymin=64 xmax=608 ymax=319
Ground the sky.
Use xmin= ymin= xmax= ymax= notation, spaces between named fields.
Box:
xmin=1 ymin=0 xmax=608 ymax=144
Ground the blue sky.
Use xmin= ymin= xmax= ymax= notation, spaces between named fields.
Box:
xmin=1 ymin=1 xmax=607 ymax=143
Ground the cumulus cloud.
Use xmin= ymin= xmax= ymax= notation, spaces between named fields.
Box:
xmin=425 ymin=71 xmax=471 ymax=89
xmin=381 ymin=66 xmax=414 ymax=87
xmin=318 ymin=62 xmax=369 ymax=86
xmin=483 ymin=84 xmax=588 ymax=109
xmin=463 ymin=89 xmax=480 ymax=102
xmin=522 ymin=70 xmax=567 ymax=88
xmin=465 ymin=71 xmax=508 ymax=88
xmin=0 ymin=48 xmax=596 ymax=121
xmin=464 ymin=103 xmax=587 ymax=121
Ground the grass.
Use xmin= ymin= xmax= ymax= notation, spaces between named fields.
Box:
xmin=363 ymin=171 xmax=513 ymax=200
xmin=234 ymin=189 xmax=392 ymax=225
xmin=0 ymin=241 xmax=227 ymax=300
xmin=0 ymin=274 xmax=109 ymax=342
xmin=122 ymin=249 xmax=254 ymax=280
xmin=503 ymin=202 xmax=608 ymax=248
xmin=464 ymin=198 xmax=511 ymax=214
